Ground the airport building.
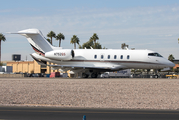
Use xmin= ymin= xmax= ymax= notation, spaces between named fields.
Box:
xmin=3 ymin=60 xmax=74 ymax=77
xmin=5 ymin=60 xmax=56 ymax=74
xmin=2 ymin=54 xmax=57 ymax=74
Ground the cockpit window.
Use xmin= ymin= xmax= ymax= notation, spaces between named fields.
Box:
xmin=148 ymin=53 xmax=163 ymax=57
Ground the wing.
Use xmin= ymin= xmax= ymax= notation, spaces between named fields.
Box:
xmin=30 ymin=53 xmax=127 ymax=72
xmin=48 ymin=64 xmax=126 ymax=72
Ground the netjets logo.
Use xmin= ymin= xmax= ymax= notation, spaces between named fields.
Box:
xmin=54 ymin=53 xmax=66 ymax=56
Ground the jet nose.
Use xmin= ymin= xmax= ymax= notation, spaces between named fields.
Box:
xmin=168 ymin=61 xmax=175 ymax=67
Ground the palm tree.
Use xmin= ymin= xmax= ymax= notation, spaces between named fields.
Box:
xmin=81 ymin=39 xmax=93 ymax=49
xmin=121 ymin=43 xmax=129 ymax=49
xmin=46 ymin=38 xmax=51 ymax=44
xmin=56 ymin=33 xmax=65 ymax=47
xmin=94 ymin=42 xmax=102 ymax=49
xmin=47 ymin=31 xmax=56 ymax=45
xmin=70 ymin=35 xmax=80 ymax=49
xmin=47 ymin=31 xmax=56 ymax=73
xmin=90 ymin=33 xmax=99 ymax=49
xmin=168 ymin=54 xmax=175 ymax=62
xmin=0 ymin=33 xmax=6 ymax=62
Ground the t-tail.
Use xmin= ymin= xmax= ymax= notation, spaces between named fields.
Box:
xmin=11 ymin=29 xmax=54 ymax=56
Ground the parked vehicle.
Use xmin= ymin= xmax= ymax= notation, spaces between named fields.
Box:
xmin=50 ymin=72 xmax=60 ymax=78
xmin=60 ymin=73 xmax=68 ymax=78
xmin=101 ymin=69 xmax=131 ymax=78
xmin=26 ymin=73 xmax=45 ymax=77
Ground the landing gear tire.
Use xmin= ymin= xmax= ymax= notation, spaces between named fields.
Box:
xmin=155 ymin=74 xmax=158 ymax=78
xmin=91 ymin=73 xmax=97 ymax=78
xmin=82 ymin=73 xmax=88 ymax=78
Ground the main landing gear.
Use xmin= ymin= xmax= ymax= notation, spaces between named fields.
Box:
xmin=82 ymin=73 xmax=89 ymax=78
xmin=82 ymin=72 xmax=98 ymax=78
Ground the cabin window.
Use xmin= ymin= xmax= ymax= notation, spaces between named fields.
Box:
xmin=120 ymin=55 xmax=123 ymax=59
xmin=114 ymin=55 xmax=117 ymax=59
xmin=108 ymin=55 xmax=110 ymax=59
xmin=94 ymin=55 xmax=97 ymax=59
xmin=101 ymin=55 xmax=104 ymax=59
xmin=127 ymin=55 xmax=130 ymax=59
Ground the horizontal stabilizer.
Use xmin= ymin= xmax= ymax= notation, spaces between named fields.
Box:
xmin=8 ymin=32 xmax=38 ymax=35
xmin=30 ymin=54 xmax=47 ymax=66
xmin=8 ymin=29 xmax=40 ymax=35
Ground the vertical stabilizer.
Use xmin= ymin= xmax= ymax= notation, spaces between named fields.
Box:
xmin=16 ymin=29 xmax=53 ymax=56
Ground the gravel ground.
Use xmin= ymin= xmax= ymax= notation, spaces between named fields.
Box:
xmin=0 ymin=78 xmax=179 ymax=110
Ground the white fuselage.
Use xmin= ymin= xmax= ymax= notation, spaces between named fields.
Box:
xmin=32 ymin=48 xmax=174 ymax=71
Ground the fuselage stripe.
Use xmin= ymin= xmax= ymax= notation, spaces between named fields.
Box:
xmin=30 ymin=44 xmax=45 ymax=56
xmin=48 ymin=59 xmax=165 ymax=66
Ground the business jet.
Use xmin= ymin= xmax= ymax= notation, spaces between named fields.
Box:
xmin=10 ymin=29 xmax=175 ymax=78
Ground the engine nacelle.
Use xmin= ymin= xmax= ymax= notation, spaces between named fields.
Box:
xmin=45 ymin=49 xmax=74 ymax=60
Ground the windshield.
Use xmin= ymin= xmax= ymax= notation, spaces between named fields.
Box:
xmin=148 ymin=53 xmax=163 ymax=57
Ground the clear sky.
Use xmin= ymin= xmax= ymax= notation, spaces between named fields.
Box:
xmin=1 ymin=0 xmax=179 ymax=61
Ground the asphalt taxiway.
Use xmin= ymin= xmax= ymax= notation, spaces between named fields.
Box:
xmin=0 ymin=106 xmax=179 ymax=120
